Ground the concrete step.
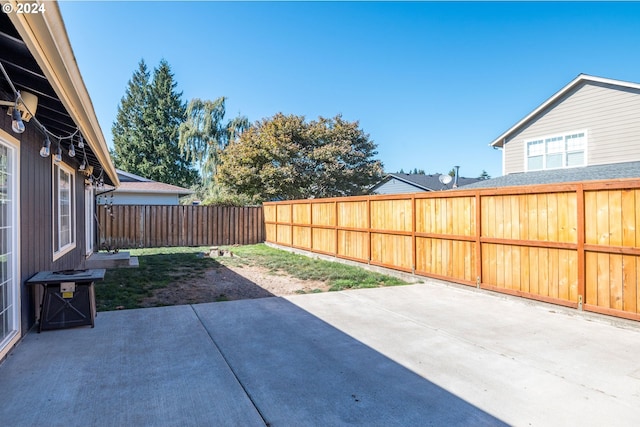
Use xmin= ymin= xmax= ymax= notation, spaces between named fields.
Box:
xmin=84 ymin=251 xmax=138 ymax=269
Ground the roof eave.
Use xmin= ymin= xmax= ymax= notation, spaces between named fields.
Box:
xmin=489 ymin=74 xmax=640 ymax=148
xmin=8 ymin=1 xmax=119 ymax=186
xmin=116 ymin=169 xmax=153 ymax=182
xmin=115 ymin=188 xmax=194 ymax=196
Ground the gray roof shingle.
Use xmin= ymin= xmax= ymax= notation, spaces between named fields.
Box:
xmin=462 ymin=161 xmax=640 ymax=190
xmin=373 ymin=173 xmax=482 ymax=192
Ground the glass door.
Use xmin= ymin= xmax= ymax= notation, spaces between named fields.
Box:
xmin=0 ymin=137 xmax=18 ymax=353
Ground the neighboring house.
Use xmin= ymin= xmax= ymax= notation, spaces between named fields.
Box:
xmin=491 ymin=74 xmax=640 ymax=177
xmin=370 ymin=173 xmax=481 ymax=194
xmin=97 ymin=170 xmax=193 ymax=205
xmin=463 ymin=161 xmax=640 ymax=190
xmin=0 ymin=6 xmax=118 ymax=358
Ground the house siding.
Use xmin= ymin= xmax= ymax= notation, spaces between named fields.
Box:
xmin=503 ymin=81 xmax=640 ymax=174
xmin=98 ymin=192 xmax=180 ymax=206
xmin=372 ymin=178 xmax=425 ymax=194
xmin=2 ymin=115 xmax=88 ymax=332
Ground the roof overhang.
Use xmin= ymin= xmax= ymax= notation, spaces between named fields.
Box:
xmin=369 ymin=174 xmax=435 ymax=193
xmin=387 ymin=173 xmax=434 ymax=191
xmin=115 ymin=189 xmax=195 ymax=196
xmin=2 ymin=1 xmax=118 ymax=186
xmin=115 ymin=182 xmax=194 ymax=196
xmin=489 ymin=74 xmax=640 ymax=148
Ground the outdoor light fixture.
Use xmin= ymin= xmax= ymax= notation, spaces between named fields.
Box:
xmin=79 ymin=151 xmax=89 ymax=172
xmin=54 ymin=141 xmax=62 ymax=162
xmin=1 ymin=91 xmax=38 ymax=134
xmin=0 ymin=65 xmax=85 ymax=165
xmin=40 ymin=134 xmax=51 ymax=158
xmin=11 ymin=104 xmax=25 ymax=133
xmin=81 ymin=164 xmax=94 ymax=177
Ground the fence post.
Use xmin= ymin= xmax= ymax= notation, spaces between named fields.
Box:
xmin=310 ymin=201 xmax=314 ymax=251
xmin=576 ymin=183 xmax=585 ymax=310
xmin=334 ymin=200 xmax=338 ymax=257
xmin=475 ymin=191 xmax=482 ymax=288
xmin=367 ymin=197 xmax=371 ymax=264
xmin=411 ymin=195 xmax=416 ymax=274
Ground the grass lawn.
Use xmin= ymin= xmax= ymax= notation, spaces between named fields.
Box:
xmin=96 ymin=243 xmax=409 ymax=311
xmin=225 ymin=244 xmax=408 ymax=291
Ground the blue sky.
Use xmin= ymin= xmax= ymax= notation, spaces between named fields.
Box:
xmin=59 ymin=1 xmax=640 ymax=179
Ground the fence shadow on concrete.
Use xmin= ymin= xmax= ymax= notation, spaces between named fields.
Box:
xmin=193 ymin=297 xmax=508 ymax=426
xmin=0 ymin=298 xmax=507 ymax=426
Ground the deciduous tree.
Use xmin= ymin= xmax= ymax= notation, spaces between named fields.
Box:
xmin=217 ymin=113 xmax=384 ymax=201
xmin=178 ymin=97 xmax=248 ymax=186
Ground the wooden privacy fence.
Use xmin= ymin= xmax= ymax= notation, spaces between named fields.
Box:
xmin=98 ymin=205 xmax=264 ymax=249
xmin=264 ymin=178 xmax=640 ymax=322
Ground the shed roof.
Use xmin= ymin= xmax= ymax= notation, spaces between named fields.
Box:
xmin=489 ymin=74 xmax=640 ymax=148
xmin=115 ymin=181 xmax=193 ymax=196
xmin=116 ymin=169 xmax=154 ymax=183
xmin=371 ymin=173 xmax=482 ymax=192
xmin=102 ymin=170 xmax=193 ymax=195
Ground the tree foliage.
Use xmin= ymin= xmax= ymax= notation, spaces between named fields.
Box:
xmin=112 ymin=60 xmax=149 ymax=173
xmin=112 ymin=59 xmax=198 ymax=187
xmin=397 ymin=168 xmax=425 ymax=175
xmin=478 ymin=169 xmax=491 ymax=180
xmin=178 ymin=97 xmax=248 ymax=186
xmin=217 ymin=113 xmax=384 ymax=201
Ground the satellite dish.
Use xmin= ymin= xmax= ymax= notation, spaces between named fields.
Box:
xmin=439 ymin=174 xmax=453 ymax=185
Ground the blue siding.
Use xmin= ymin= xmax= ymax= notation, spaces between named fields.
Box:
xmin=371 ymin=178 xmax=426 ymax=194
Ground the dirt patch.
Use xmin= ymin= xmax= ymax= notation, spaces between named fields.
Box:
xmin=141 ymin=263 xmax=331 ymax=307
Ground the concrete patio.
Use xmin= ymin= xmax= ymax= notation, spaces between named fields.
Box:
xmin=1 ymin=279 xmax=640 ymax=426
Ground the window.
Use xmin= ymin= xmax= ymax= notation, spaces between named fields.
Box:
xmin=526 ymin=131 xmax=586 ymax=171
xmin=527 ymin=139 xmax=544 ymax=171
xmin=53 ymin=162 xmax=75 ymax=258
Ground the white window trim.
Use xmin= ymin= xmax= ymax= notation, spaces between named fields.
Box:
xmin=0 ymin=129 xmax=21 ymax=359
xmin=524 ymin=129 xmax=588 ymax=172
xmin=85 ymin=185 xmax=95 ymax=256
xmin=52 ymin=161 xmax=76 ymax=260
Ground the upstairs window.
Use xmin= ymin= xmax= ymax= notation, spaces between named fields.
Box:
xmin=526 ymin=131 xmax=586 ymax=171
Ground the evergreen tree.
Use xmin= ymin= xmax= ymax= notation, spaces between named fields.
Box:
xmin=112 ymin=60 xmax=150 ymax=172
xmin=112 ymin=59 xmax=198 ymax=187
xmin=478 ymin=170 xmax=491 ymax=180
xmin=146 ymin=60 xmax=198 ymax=187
